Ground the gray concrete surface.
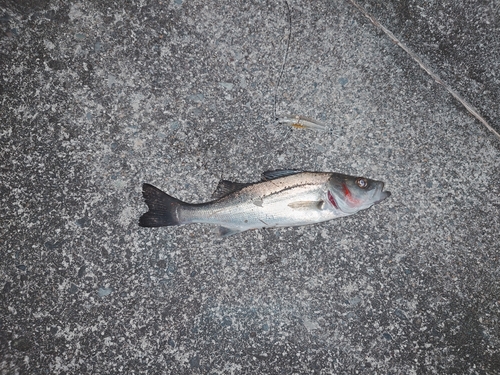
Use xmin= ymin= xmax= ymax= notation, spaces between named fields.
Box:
xmin=1 ymin=0 xmax=499 ymax=374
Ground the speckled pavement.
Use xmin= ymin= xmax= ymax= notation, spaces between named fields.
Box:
xmin=1 ymin=0 xmax=499 ymax=374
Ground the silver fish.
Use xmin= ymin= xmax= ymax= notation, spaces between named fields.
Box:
xmin=139 ymin=169 xmax=391 ymax=236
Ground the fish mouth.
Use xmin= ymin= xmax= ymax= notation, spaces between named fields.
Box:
xmin=373 ymin=184 xmax=391 ymax=204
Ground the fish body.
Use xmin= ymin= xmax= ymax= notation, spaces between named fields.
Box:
xmin=139 ymin=170 xmax=390 ymax=236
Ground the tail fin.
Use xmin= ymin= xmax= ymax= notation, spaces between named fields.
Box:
xmin=139 ymin=183 xmax=185 ymax=227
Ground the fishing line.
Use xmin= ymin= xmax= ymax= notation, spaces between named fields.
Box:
xmin=271 ymin=3 xmax=336 ymax=136
xmin=273 ymin=0 xmax=292 ymax=123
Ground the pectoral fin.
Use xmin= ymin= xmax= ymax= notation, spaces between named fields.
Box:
xmin=287 ymin=201 xmax=325 ymax=210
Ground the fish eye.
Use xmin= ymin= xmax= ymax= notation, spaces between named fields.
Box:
xmin=356 ymin=178 xmax=368 ymax=189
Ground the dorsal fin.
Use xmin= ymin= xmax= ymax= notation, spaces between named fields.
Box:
xmin=212 ymin=180 xmax=252 ymax=199
xmin=262 ymin=169 xmax=303 ymax=181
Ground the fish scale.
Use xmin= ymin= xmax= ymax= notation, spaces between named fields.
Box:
xmin=186 ymin=183 xmax=326 ymax=228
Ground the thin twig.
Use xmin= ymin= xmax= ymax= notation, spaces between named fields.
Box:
xmin=347 ymin=0 xmax=500 ymax=140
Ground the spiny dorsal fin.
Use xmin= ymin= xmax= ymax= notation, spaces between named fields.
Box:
xmin=262 ymin=169 xmax=303 ymax=181
xmin=212 ymin=180 xmax=252 ymax=199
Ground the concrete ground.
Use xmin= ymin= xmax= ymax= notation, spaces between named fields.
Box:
xmin=1 ymin=0 xmax=499 ymax=374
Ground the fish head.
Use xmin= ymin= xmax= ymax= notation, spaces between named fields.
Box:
xmin=326 ymin=173 xmax=391 ymax=214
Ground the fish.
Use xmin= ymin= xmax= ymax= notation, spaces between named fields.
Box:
xmin=276 ymin=115 xmax=329 ymax=131
xmin=139 ymin=169 xmax=391 ymax=236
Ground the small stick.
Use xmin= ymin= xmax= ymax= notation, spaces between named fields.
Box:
xmin=347 ymin=0 xmax=500 ymax=141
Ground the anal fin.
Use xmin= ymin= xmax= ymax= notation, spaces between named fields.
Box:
xmin=219 ymin=226 xmax=244 ymax=237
